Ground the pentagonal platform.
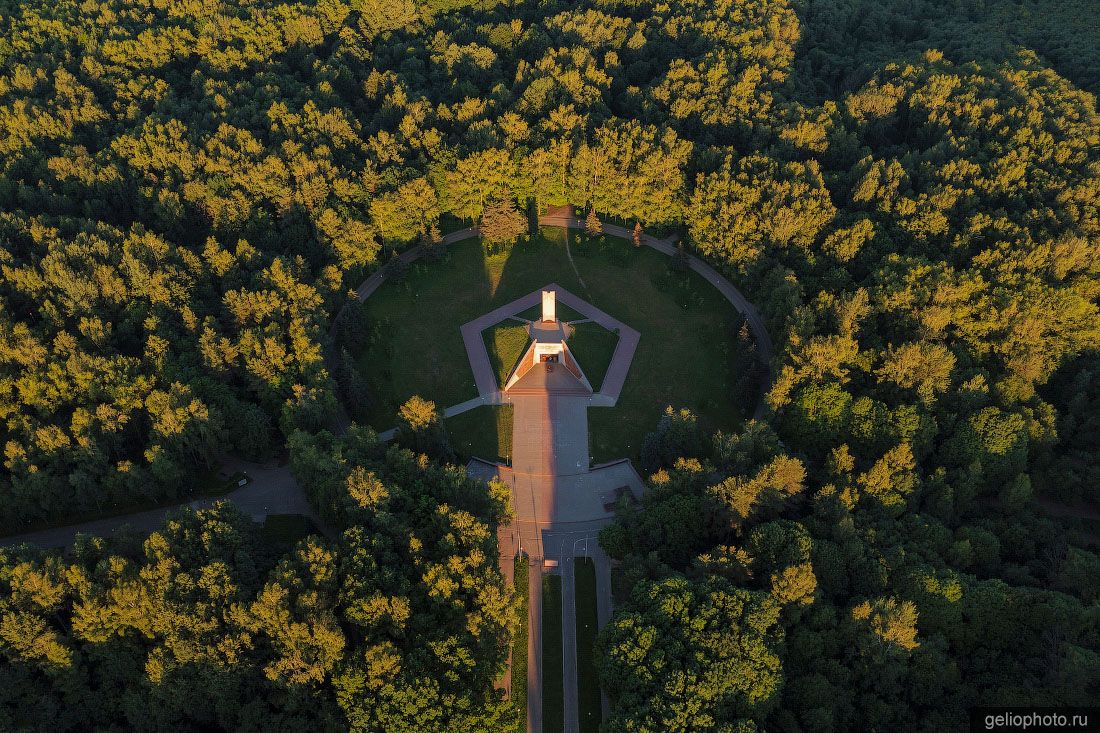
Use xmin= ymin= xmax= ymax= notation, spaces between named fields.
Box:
xmin=458 ymin=283 xmax=640 ymax=406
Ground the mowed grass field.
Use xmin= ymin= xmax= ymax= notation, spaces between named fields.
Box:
xmin=511 ymin=557 xmax=530 ymax=733
xmin=574 ymin=558 xmax=601 ymax=733
xmin=567 ymin=322 xmax=618 ymax=392
xmin=447 ymin=404 xmax=514 ymax=465
xmin=542 ymin=574 xmax=564 ymax=733
xmin=357 ymin=227 xmax=746 ymax=462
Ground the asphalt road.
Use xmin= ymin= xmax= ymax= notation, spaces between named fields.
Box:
xmin=0 ymin=456 xmax=331 ymax=549
xmin=543 ymin=528 xmax=611 ymax=733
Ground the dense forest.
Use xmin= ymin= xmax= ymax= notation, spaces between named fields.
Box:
xmin=1 ymin=427 xmax=515 ymax=730
xmin=0 ymin=0 xmax=1098 ymax=729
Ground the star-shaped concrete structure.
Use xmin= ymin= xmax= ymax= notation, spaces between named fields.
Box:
xmin=460 ymin=284 xmax=648 ymax=733
xmin=459 ymin=283 xmax=640 ymax=408
xmin=460 ymin=284 xmax=644 ymax=554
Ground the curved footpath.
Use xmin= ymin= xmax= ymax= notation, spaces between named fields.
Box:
xmin=0 ymin=456 xmax=332 ymax=549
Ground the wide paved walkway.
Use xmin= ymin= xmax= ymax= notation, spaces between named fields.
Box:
xmin=0 ymin=456 xmax=331 ymax=549
xmin=467 ymin=294 xmax=645 ymax=733
xmin=511 ymin=393 xmax=589 ymax=477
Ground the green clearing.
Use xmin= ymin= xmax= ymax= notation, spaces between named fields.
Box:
xmin=446 ymin=405 xmax=514 ymax=463
xmin=358 ymin=227 xmax=746 ymax=461
xmin=567 ymin=322 xmax=618 ymax=392
xmin=543 ymin=574 xmax=564 ymax=733
xmin=512 ymin=557 xmax=529 ymax=732
xmin=484 ymin=322 xmax=531 ymax=387
xmin=574 ymin=558 xmax=601 ymax=733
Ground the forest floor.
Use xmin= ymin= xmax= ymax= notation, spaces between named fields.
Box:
xmin=1036 ymin=496 xmax=1100 ymax=546
xmin=358 ymin=227 xmax=747 ymax=463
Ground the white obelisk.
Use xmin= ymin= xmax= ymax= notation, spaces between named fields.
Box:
xmin=542 ymin=290 xmax=556 ymax=323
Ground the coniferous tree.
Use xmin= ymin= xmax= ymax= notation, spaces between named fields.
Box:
xmin=585 ymin=208 xmax=603 ymax=237
xmin=479 ymin=197 xmax=526 ymax=249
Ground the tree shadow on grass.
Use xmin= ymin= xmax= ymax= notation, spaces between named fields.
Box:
xmin=358 ymin=238 xmax=495 ymax=428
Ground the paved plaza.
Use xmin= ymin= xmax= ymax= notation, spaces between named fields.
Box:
xmin=462 ymin=285 xmax=644 ymax=733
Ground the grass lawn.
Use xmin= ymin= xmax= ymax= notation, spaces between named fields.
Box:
xmin=485 ymin=322 xmax=531 ymax=387
xmin=358 ymin=226 xmax=747 ymax=460
xmin=260 ymin=514 xmax=317 ymax=544
xmin=446 ymin=405 xmax=514 ymax=463
xmin=543 ymin=574 xmax=564 ymax=733
xmin=512 ymin=557 xmax=529 ymax=733
xmin=574 ymin=558 xmax=601 ymax=733
xmin=567 ymin=322 xmax=618 ymax=392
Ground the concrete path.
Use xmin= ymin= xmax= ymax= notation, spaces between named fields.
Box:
xmin=0 ymin=456 xmax=333 ymax=549
xmin=460 ymin=289 xmax=546 ymax=399
xmin=472 ymin=368 xmax=644 ymax=733
xmin=459 ymin=283 xmax=639 ymax=406
xmin=376 ymin=395 xmax=492 ymax=442
xmin=468 ymin=327 xmax=644 ymax=733
xmin=353 ymin=227 xmax=478 ymax=303
xmin=550 ymin=286 xmax=640 ymax=404
xmin=443 ymin=394 xmax=492 ymax=417
xmin=542 ymin=528 xmax=611 ymax=733
xmin=373 ymin=279 xmax=645 ymax=444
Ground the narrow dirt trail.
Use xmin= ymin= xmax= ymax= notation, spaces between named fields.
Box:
xmin=562 ymin=224 xmax=588 ymax=292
